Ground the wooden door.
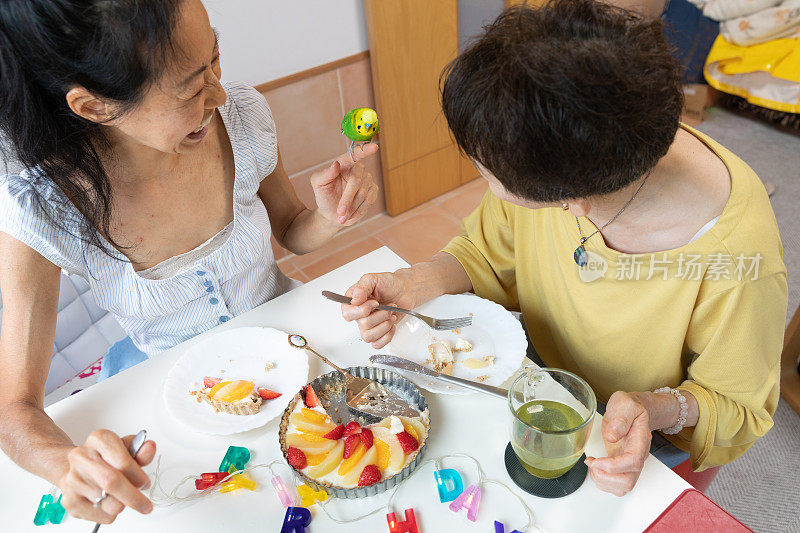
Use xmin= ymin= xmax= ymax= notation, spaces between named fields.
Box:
xmin=365 ymin=0 xmax=466 ymax=215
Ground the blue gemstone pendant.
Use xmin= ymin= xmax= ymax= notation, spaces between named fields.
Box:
xmin=574 ymin=244 xmax=588 ymax=267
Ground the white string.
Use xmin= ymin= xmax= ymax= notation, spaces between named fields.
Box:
xmin=147 ymin=453 xmax=541 ymax=531
xmin=148 ymin=456 xmax=285 ymax=507
xmin=313 ymin=454 xmax=541 ymax=532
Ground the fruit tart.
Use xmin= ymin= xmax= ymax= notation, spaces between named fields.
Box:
xmin=190 ymin=376 xmax=282 ymax=416
xmin=279 ymin=384 xmax=429 ymax=491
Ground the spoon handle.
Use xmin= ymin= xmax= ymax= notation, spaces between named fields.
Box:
xmin=305 ymin=346 xmax=348 ymax=375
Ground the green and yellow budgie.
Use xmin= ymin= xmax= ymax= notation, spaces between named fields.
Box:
xmin=341 ymin=107 xmax=379 ymax=160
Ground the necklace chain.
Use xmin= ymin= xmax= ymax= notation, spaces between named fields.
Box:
xmin=575 ymin=169 xmax=653 ymax=246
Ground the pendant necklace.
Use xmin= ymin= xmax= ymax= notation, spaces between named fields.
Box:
xmin=571 ymin=170 xmax=652 ymax=267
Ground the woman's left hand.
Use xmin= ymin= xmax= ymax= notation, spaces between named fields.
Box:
xmin=586 ymin=391 xmax=652 ymax=496
xmin=311 ymin=143 xmax=379 ymax=227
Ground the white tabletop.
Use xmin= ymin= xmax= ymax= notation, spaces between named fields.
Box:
xmin=1 ymin=247 xmax=690 ymax=532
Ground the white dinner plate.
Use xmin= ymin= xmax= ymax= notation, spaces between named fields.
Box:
xmin=384 ymin=294 xmax=527 ymax=394
xmin=163 ymin=327 xmax=309 ymax=435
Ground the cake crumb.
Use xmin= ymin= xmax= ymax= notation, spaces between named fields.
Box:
xmin=265 ymin=361 xmax=275 ymax=372
xmin=477 ymin=375 xmax=489 ymax=382
xmin=451 ymin=328 xmax=461 ymax=335
xmin=454 ymin=338 xmax=473 ymax=352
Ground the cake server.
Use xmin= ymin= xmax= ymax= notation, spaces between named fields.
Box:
xmin=370 ymin=354 xmax=510 ymax=399
xmin=288 ymin=335 xmax=419 ymax=422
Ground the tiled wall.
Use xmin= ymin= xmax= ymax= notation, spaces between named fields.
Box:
xmin=259 ymin=56 xmax=386 ymax=264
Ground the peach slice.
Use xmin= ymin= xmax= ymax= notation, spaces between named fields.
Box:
xmin=308 ymin=440 xmax=345 ymax=478
xmin=371 ymin=427 xmax=405 ymax=471
xmin=341 ymin=445 xmax=378 ymax=486
xmin=290 ymin=413 xmax=336 ymax=434
xmin=210 ymin=380 xmax=255 ymax=402
xmin=301 ymin=408 xmax=331 ymax=425
xmin=285 ymin=433 xmax=337 ymax=454
xmin=306 ymin=453 xmax=326 ymax=466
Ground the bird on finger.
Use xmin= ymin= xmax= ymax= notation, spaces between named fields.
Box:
xmin=341 ymin=107 xmax=379 ymax=161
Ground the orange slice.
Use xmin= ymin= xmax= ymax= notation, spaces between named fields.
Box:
xmin=374 ymin=439 xmax=390 ymax=472
xmin=337 ymin=442 xmax=364 ymax=475
xmin=342 ymin=445 xmax=378 ymax=486
xmin=399 ymin=416 xmax=426 ymax=442
xmin=372 ymin=427 xmax=405 ymax=470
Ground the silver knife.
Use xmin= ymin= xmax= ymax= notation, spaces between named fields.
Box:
xmin=370 ymin=354 xmax=509 ymax=399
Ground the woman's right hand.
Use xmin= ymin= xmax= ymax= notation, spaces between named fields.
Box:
xmin=59 ymin=430 xmax=156 ymax=524
xmin=341 ymin=270 xmax=420 ymax=348
xmin=341 ymin=254 xmax=473 ymax=348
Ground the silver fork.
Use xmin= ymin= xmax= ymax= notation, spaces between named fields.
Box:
xmin=322 ymin=290 xmax=473 ymax=330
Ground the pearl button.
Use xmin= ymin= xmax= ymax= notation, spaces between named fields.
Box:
xmin=206 ymin=286 xmax=214 ymax=293
xmin=219 ymin=315 xmax=230 ymax=323
xmin=196 ymin=270 xmax=206 ymax=276
xmin=204 ymin=280 xmax=212 ymax=287
xmin=210 ymin=298 xmax=219 ymax=305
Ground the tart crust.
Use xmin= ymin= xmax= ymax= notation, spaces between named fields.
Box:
xmin=191 ymin=390 xmax=263 ymax=415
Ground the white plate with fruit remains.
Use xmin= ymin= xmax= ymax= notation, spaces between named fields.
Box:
xmin=385 ymin=294 xmax=527 ymax=395
xmin=164 ymin=327 xmax=309 ymax=435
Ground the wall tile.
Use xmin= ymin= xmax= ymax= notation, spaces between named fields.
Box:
xmin=339 ymin=58 xmax=376 ymax=113
xmin=262 ymin=70 xmax=349 ymax=175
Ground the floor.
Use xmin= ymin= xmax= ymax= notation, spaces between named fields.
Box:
xmin=273 ymin=177 xmax=489 ymax=280
xmin=695 ymin=108 xmax=800 ymax=533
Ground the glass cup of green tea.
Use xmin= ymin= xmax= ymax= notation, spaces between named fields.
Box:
xmin=508 ymin=367 xmax=597 ymax=479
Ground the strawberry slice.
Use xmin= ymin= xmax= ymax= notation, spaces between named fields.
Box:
xmin=323 ymin=424 xmax=344 ymax=440
xmin=359 ymin=427 xmax=373 ymax=450
xmin=203 ymin=376 xmax=221 ymax=388
xmin=257 ymin=387 xmax=282 ymax=400
xmin=305 ymin=385 xmax=321 ymax=408
xmin=343 ymin=434 xmax=360 ymax=459
xmin=396 ymin=431 xmax=419 ymax=454
xmin=343 ymin=421 xmax=362 ymax=437
xmin=358 ymin=464 xmax=381 ymax=487
xmin=287 ymin=446 xmax=307 ymax=469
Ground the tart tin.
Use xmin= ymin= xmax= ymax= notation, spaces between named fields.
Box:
xmin=278 ymin=366 xmax=430 ymax=499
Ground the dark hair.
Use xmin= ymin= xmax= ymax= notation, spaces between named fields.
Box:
xmin=441 ymin=0 xmax=683 ymax=202
xmin=0 ymin=0 xmax=182 ymax=254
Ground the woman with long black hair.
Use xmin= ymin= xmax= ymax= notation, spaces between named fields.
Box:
xmin=0 ymin=0 xmax=378 ymax=523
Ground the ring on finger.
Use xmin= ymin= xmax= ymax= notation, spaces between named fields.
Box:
xmin=93 ymin=489 xmax=107 ymax=508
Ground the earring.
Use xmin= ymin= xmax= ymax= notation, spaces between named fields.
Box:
xmin=562 ymin=203 xmax=569 ymax=211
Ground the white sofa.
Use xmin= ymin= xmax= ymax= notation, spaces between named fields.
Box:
xmin=0 ymin=273 xmax=126 ymax=395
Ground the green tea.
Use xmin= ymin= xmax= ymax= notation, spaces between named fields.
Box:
xmin=511 ymin=400 xmax=586 ymax=478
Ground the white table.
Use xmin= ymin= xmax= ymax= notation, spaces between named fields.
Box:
xmin=1 ymin=247 xmax=690 ymax=532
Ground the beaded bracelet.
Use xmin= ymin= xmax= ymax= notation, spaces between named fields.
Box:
xmin=653 ymin=387 xmax=688 ymax=434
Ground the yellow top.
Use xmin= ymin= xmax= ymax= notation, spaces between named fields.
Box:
xmin=443 ymin=126 xmax=788 ymax=470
